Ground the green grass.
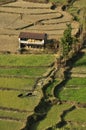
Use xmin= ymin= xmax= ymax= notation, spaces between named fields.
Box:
xmin=0 ymin=90 xmax=40 ymax=111
xmin=55 ymin=77 xmax=86 ymax=103
xmin=66 ymin=77 xmax=86 ymax=86
xmin=65 ymin=108 xmax=86 ymax=123
xmin=30 ymin=104 xmax=70 ymax=130
xmin=0 ymin=54 xmax=54 ymax=130
xmin=0 ymin=77 xmax=35 ymax=90
xmin=0 ymin=110 xmax=28 ymax=120
xmin=73 ymin=55 xmax=86 ymax=67
xmin=0 ymin=54 xmax=54 ymax=66
xmin=58 ymin=86 xmax=86 ymax=103
xmin=62 ymin=124 xmax=86 ymax=130
xmin=45 ymin=79 xmax=59 ymax=97
xmin=0 ymin=120 xmax=23 ymax=130
xmin=0 ymin=67 xmax=47 ymax=77
xmin=71 ymin=66 xmax=86 ymax=74
xmin=63 ymin=108 xmax=86 ymax=130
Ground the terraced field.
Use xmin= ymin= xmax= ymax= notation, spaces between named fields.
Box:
xmin=53 ymin=47 xmax=86 ymax=129
xmin=0 ymin=0 xmax=84 ymax=130
xmin=0 ymin=0 xmax=79 ymax=52
xmin=0 ymin=54 xmax=55 ymax=130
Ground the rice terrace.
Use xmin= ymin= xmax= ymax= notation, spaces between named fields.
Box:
xmin=0 ymin=0 xmax=86 ymax=130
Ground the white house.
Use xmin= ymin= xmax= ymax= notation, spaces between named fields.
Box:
xmin=19 ymin=32 xmax=47 ymax=49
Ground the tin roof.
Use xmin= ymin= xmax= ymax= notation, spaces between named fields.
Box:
xmin=19 ymin=32 xmax=47 ymax=40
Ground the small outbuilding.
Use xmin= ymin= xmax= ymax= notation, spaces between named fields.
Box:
xmin=18 ymin=32 xmax=47 ymax=49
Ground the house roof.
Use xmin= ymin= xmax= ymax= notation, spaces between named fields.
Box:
xmin=19 ymin=32 xmax=47 ymax=40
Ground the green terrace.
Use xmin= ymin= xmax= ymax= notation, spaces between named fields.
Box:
xmin=0 ymin=77 xmax=35 ymax=90
xmin=63 ymin=108 xmax=86 ymax=129
xmin=0 ymin=120 xmax=23 ymax=130
xmin=0 ymin=90 xmax=40 ymax=111
xmin=55 ymin=77 xmax=86 ymax=103
xmin=0 ymin=54 xmax=55 ymax=130
xmin=0 ymin=77 xmax=36 ymax=91
xmin=30 ymin=104 xmax=71 ymax=130
xmin=0 ymin=109 xmax=28 ymax=121
xmin=0 ymin=67 xmax=48 ymax=77
xmin=73 ymin=54 xmax=86 ymax=67
xmin=65 ymin=108 xmax=86 ymax=123
xmin=0 ymin=54 xmax=54 ymax=67
xmin=64 ymin=77 xmax=86 ymax=86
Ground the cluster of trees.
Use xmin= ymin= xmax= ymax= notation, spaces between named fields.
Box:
xmin=60 ymin=24 xmax=77 ymax=60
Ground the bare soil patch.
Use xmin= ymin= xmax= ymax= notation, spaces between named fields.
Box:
xmin=0 ymin=1 xmax=79 ymax=52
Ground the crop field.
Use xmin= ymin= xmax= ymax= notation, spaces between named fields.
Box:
xmin=31 ymin=103 xmax=86 ymax=130
xmin=0 ymin=0 xmax=79 ymax=52
xmin=30 ymin=104 xmax=71 ymax=130
xmin=0 ymin=0 xmax=85 ymax=130
xmin=55 ymin=48 xmax=86 ymax=103
xmin=0 ymin=53 xmax=54 ymax=130
xmin=0 ymin=120 xmax=23 ymax=130
xmin=0 ymin=54 xmax=54 ymax=66
xmin=52 ymin=48 xmax=86 ymax=129
xmin=0 ymin=67 xmax=48 ymax=77
xmin=55 ymin=77 xmax=86 ymax=102
xmin=73 ymin=54 xmax=86 ymax=67
xmin=0 ymin=77 xmax=35 ymax=90
xmin=63 ymin=108 xmax=86 ymax=130
xmin=65 ymin=108 xmax=86 ymax=123
xmin=57 ymin=51 xmax=86 ymax=103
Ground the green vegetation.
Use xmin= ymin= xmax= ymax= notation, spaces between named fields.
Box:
xmin=63 ymin=124 xmax=86 ymax=130
xmin=0 ymin=53 xmax=54 ymax=130
xmin=60 ymin=24 xmax=77 ymax=59
xmin=0 ymin=54 xmax=54 ymax=66
xmin=0 ymin=67 xmax=47 ymax=77
xmin=30 ymin=104 xmax=70 ymax=130
xmin=74 ymin=54 xmax=86 ymax=67
xmin=58 ymin=87 xmax=86 ymax=102
xmin=55 ymin=77 xmax=86 ymax=103
xmin=45 ymin=79 xmax=59 ymax=97
xmin=0 ymin=90 xmax=40 ymax=111
xmin=65 ymin=77 xmax=86 ymax=86
xmin=63 ymin=108 xmax=86 ymax=130
xmin=0 ymin=0 xmax=86 ymax=130
xmin=65 ymin=108 xmax=86 ymax=123
xmin=0 ymin=77 xmax=35 ymax=90
xmin=0 ymin=110 xmax=28 ymax=120
xmin=0 ymin=120 xmax=23 ymax=130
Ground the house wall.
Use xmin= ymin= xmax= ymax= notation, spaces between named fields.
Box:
xmin=28 ymin=39 xmax=44 ymax=45
xmin=19 ymin=38 xmax=45 ymax=49
xmin=19 ymin=38 xmax=45 ymax=46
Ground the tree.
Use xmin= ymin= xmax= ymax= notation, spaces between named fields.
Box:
xmin=60 ymin=24 xmax=73 ymax=59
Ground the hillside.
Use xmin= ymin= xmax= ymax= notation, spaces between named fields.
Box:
xmin=0 ymin=0 xmax=79 ymax=53
xmin=0 ymin=0 xmax=86 ymax=130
